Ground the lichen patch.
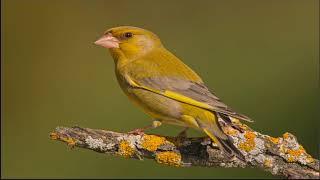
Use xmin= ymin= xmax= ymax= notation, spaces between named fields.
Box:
xmin=85 ymin=136 xmax=111 ymax=151
xmin=50 ymin=132 xmax=76 ymax=147
xmin=50 ymin=132 xmax=59 ymax=140
xmin=264 ymin=158 xmax=273 ymax=168
xmin=155 ymin=151 xmax=181 ymax=167
xmin=268 ymin=136 xmax=280 ymax=144
xmin=238 ymin=131 xmax=257 ymax=152
xmin=58 ymin=136 xmax=76 ymax=147
xmin=283 ymin=132 xmax=291 ymax=139
xmin=116 ymin=134 xmax=142 ymax=149
xmin=141 ymin=135 xmax=166 ymax=152
xmin=279 ymin=132 xmax=314 ymax=165
xmin=224 ymin=126 xmax=239 ymax=136
xmin=118 ymin=140 xmax=135 ymax=158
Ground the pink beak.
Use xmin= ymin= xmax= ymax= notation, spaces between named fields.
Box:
xmin=94 ymin=33 xmax=120 ymax=48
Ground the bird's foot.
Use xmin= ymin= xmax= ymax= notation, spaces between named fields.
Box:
xmin=127 ymin=120 xmax=162 ymax=135
xmin=127 ymin=128 xmax=146 ymax=135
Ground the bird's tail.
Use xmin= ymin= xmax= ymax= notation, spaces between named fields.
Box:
xmin=202 ymin=118 xmax=245 ymax=161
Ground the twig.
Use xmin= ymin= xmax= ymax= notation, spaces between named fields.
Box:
xmin=50 ymin=122 xmax=319 ymax=179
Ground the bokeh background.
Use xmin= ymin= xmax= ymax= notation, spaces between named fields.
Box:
xmin=2 ymin=0 xmax=319 ymax=178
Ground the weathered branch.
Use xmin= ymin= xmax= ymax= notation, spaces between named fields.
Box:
xmin=50 ymin=121 xmax=319 ymax=179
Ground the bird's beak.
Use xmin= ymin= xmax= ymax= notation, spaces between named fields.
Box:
xmin=94 ymin=33 xmax=120 ymax=49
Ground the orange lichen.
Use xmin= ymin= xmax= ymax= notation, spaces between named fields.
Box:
xmin=155 ymin=151 xmax=181 ymax=167
xmin=280 ymin=132 xmax=314 ymax=164
xmin=141 ymin=135 xmax=166 ymax=152
xmin=50 ymin=132 xmax=59 ymax=140
xmin=118 ymin=140 xmax=135 ymax=158
xmin=283 ymin=132 xmax=291 ymax=139
xmin=286 ymin=145 xmax=305 ymax=162
xmin=238 ymin=131 xmax=256 ymax=152
xmin=50 ymin=132 xmax=76 ymax=146
xmin=289 ymin=145 xmax=305 ymax=156
xmin=268 ymin=136 xmax=280 ymax=144
xmin=245 ymin=131 xmax=256 ymax=140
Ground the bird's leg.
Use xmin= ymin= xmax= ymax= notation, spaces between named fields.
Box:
xmin=127 ymin=120 xmax=162 ymax=135
xmin=176 ymin=127 xmax=189 ymax=138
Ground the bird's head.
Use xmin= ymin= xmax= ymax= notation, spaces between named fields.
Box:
xmin=95 ymin=26 xmax=163 ymax=60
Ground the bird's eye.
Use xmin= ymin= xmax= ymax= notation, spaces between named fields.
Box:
xmin=124 ymin=32 xmax=133 ymax=38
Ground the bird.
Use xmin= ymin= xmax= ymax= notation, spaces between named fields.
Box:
xmin=94 ymin=26 xmax=252 ymax=161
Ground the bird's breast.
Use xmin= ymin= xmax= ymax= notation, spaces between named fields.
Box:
xmin=115 ymin=69 xmax=183 ymax=122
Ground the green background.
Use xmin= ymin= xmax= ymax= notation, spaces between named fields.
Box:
xmin=2 ymin=0 xmax=319 ymax=178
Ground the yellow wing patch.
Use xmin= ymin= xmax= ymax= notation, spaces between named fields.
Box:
xmin=163 ymin=90 xmax=213 ymax=110
xmin=125 ymin=74 xmax=215 ymax=111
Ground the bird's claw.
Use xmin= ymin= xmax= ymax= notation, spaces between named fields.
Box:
xmin=127 ymin=128 xmax=146 ymax=135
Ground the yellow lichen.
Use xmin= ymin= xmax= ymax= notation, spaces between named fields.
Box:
xmin=224 ymin=126 xmax=238 ymax=136
xmin=264 ymin=158 xmax=272 ymax=168
xmin=51 ymin=134 xmax=76 ymax=147
xmin=118 ymin=140 xmax=135 ymax=158
xmin=63 ymin=137 xmax=76 ymax=146
xmin=239 ymin=123 xmax=250 ymax=131
xmin=230 ymin=117 xmax=240 ymax=124
xmin=141 ymin=135 xmax=166 ymax=152
xmin=155 ymin=151 xmax=181 ymax=167
xmin=238 ymin=131 xmax=256 ymax=152
xmin=287 ymin=156 xmax=295 ymax=162
xmin=306 ymin=156 xmax=315 ymax=163
xmin=265 ymin=143 xmax=271 ymax=148
xmin=279 ymin=144 xmax=285 ymax=154
xmin=268 ymin=136 xmax=280 ymax=144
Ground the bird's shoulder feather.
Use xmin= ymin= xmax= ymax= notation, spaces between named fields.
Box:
xmin=121 ymin=47 xmax=203 ymax=83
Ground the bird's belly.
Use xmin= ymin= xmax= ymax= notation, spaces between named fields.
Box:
xmin=125 ymin=88 xmax=184 ymax=124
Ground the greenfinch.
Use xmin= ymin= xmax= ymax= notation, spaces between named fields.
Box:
xmin=94 ymin=26 xmax=252 ymax=161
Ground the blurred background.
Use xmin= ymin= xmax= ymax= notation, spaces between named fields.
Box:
xmin=2 ymin=0 xmax=319 ymax=178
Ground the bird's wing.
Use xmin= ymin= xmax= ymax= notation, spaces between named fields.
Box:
xmin=125 ymin=74 xmax=252 ymax=122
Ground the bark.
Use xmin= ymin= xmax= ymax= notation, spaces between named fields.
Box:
xmin=50 ymin=123 xmax=319 ymax=179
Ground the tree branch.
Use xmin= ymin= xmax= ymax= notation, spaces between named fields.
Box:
xmin=50 ymin=122 xmax=319 ymax=179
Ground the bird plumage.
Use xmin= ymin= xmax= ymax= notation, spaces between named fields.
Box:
xmin=95 ymin=26 xmax=252 ymax=161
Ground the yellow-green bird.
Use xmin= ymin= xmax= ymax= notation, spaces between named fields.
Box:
xmin=94 ymin=26 xmax=252 ymax=161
